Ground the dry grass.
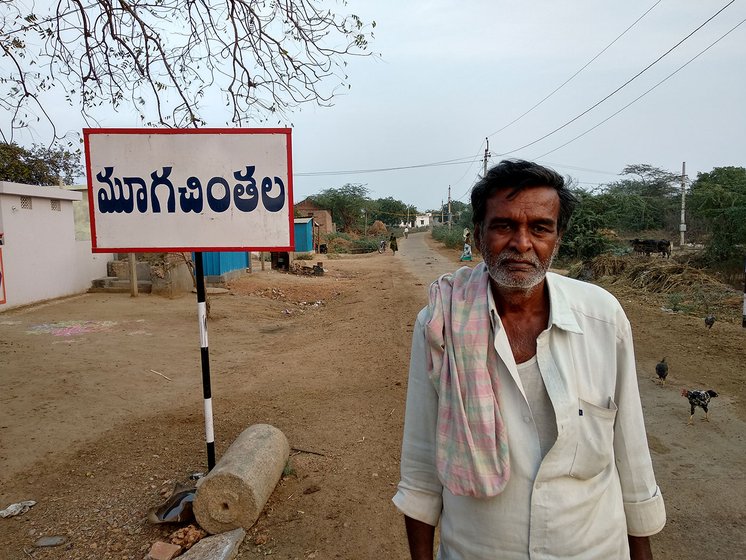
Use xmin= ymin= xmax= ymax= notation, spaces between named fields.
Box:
xmin=569 ymin=254 xmax=743 ymax=323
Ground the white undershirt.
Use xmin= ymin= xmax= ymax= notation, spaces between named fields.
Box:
xmin=515 ymin=356 xmax=557 ymax=458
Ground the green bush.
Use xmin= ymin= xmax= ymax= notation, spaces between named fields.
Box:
xmin=561 ymin=230 xmax=615 ymax=260
xmin=431 ymin=226 xmax=466 ymax=249
xmin=322 ymin=232 xmax=380 ymax=253
xmin=353 ymin=238 xmax=380 ymax=253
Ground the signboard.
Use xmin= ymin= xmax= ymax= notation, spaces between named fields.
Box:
xmin=84 ymin=128 xmax=294 ymax=252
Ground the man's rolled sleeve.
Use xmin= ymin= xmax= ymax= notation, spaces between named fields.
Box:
xmin=393 ymin=483 xmax=442 ymax=526
xmin=393 ymin=310 xmax=443 ymax=527
xmin=614 ymin=317 xmax=666 ymax=536
xmin=624 ymin=485 xmax=666 ymax=537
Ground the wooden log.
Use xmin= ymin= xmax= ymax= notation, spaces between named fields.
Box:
xmin=193 ymin=424 xmax=290 ymax=534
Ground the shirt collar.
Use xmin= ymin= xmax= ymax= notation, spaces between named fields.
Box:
xmin=487 ymin=271 xmax=583 ymax=335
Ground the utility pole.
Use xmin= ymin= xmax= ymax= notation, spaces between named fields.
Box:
xmin=483 ymin=137 xmax=490 ymax=176
xmin=679 ymin=161 xmax=687 ymax=247
xmin=441 ymin=199 xmax=444 ymax=225
xmin=447 ymin=185 xmax=452 ymax=232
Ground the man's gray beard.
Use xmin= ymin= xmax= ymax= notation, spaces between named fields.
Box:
xmin=479 ymin=240 xmax=556 ymax=292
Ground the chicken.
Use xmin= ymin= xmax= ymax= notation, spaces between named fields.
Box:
xmin=681 ymin=388 xmax=718 ymax=424
xmin=655 ymin=357 xmax=668 ymax=384
xmin=704 ymin=314 xmax=716 ymax=329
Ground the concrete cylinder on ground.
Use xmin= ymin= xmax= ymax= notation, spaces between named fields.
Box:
xmin=194 ymin=424 xmax=290 ymax=534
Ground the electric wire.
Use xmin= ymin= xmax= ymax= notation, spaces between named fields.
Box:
xmin=533 ymin=17 xmax=746 ymax=160
xmin=538 ymin=162 xmax=623 ymax=176
xmin=486 ymin=0 xmax=663 ymax=138
xmin=494 ymin=0 xmax=735 ymax=157
xmin=294 ymin=154 xmax=483 ymax=177
xmin=449 ymin=138 xmax=487 ymax=200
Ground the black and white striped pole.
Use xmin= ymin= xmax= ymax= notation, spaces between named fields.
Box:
xmin=194 ymin=251 xmax=216 ymax=470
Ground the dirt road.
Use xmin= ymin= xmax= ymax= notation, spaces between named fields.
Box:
xmin=1 ymin=231 xmax=744 ymax=559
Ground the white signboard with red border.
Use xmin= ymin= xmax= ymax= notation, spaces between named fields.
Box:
xmin=84 ymin=128 xmax=294 ymax=252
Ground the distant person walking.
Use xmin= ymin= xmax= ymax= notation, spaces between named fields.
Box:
xmin=390 ymin=233 xmax=399 ymax=255
xmin=404 ymin=227 xmax=410 ymax=239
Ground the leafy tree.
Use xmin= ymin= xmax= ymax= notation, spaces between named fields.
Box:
xmin=311 ymin=184 xmax=369 ymax=232
xmin=689 ymin=166 xmax=746 ymax=260
xmin=0 ymin=142 xmax=82 ymax=185
xmin=615 ymin=164 xmax=680 ymax=198
xmin=436 ymin=200 xmax=472 ymax=230
xmin=369 ymin=197 xmax=409 ymax=227
xmin=560 ymin=189 xmax=615 ymax=259
xmin=1 ymin=1 xmax=375 ymax=142
xmin=600 ymin=164 xmax=680 ymax=232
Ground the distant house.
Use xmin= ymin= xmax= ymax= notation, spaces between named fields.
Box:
xmin=415 ymin=213 xmax=432 ymax=228
xmin=295 ymin=197 xmax=335 ymax=234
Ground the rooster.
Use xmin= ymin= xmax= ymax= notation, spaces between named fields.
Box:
xmin=655 ymin=358 xmax=669 ymax=384
xmin=704 ymin=314 xmax=716 ymax=329
xmin=681 ymin=388 xmax=718 ymax=424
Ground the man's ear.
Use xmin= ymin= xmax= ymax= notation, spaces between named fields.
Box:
xmin=552 ymin=233 xmax=562 ymax=258
xmin=473 ymin=225 xmax=481 ymax=250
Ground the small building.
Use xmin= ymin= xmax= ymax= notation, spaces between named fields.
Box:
xmin=200 ymin=251 xmax=251 ymax=284
xmin=268 ymin=217 xmax=320 ymax=271
xmin=293 ymin=217 xmax=315 ymax=253
xmin=294 ymin=197 xmax=335 ymax=234
xmin=0 ymin=181 xmax=111 ymax=310
xmin=415 ymin=213 xmax=432 ymax=228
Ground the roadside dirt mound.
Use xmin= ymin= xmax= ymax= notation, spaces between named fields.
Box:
xmin=569 ymin=255 xmax=742 ymax=323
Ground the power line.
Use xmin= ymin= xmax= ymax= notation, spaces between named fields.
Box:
xmin=494 ymin=0 xmax=735 ymax=157
xmin=449 ymin=139 xmax=487 ymax=198
xmin=538 ymin=161 xmax=621 ymax=176
xmin=534 ymin=17 xmax=746 ymax=160
xmin=294 ymin=154 xmax=482 ymax=177
xmin=486 ymin=0 xmax=663 ymax=138
xmin=299 ymin=4 xmax=736 ymax=192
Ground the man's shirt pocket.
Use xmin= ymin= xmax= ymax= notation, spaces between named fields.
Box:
xmin=570 ymin=397 xmax=617 ymax=480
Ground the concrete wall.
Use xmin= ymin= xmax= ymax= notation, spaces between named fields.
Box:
xmin=0 ymin=181 xmax=112 ymax=311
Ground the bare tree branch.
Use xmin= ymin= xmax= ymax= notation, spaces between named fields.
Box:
xmin=0 ymin=0 xmax=375 ymax=142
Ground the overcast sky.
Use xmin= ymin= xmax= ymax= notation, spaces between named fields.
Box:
xmin=15 ymin=0 xmax=746 ymax=212
xmin=287 ymin=0 xmax=746 ymax=211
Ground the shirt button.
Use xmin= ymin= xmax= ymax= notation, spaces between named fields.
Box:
xmin=523 ymin=416 xmax=531 ymax=423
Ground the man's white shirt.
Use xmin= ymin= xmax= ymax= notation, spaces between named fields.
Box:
xmin=393 ymin=272 xmax=665 ymax=559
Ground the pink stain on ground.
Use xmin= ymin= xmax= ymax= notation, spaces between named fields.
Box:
xmin=27 ymin=321 xmax=117 ymax=337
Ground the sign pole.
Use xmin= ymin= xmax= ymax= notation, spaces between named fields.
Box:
xmin=195 ymin=251 xmax=216 ymax=470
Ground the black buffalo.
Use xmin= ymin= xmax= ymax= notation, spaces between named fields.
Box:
xmin=630 ymin=238 xmax=671 ymax=258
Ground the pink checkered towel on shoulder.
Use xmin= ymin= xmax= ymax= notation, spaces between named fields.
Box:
xmin=425 ymin=262 xmax=510 ymax=497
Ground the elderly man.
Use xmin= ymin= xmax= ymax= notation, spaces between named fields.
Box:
xmin=393 ymin=160 xmax=665 ymax=559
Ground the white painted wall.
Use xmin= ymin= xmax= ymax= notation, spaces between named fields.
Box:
xmin=0 ymin=181 xmax=112 ymax=310
xmin=415 ymin=213 xmax=432 ymax=227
